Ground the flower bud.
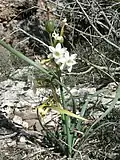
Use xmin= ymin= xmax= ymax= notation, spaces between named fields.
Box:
xmin=57 ymin=36 xmax=64 ymax=43
xmin=45 ymin=20 xmax=55 ymax=33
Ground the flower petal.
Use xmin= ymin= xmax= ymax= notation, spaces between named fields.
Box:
xmin=60 ymin=48 xmax=67 ymax=54
xmin=48 ymin=53 xmax=53 ymax=59
xmin=49 ymin=46 xmax=55 ymax=52
xmin=60 ymin=63 xmax=65 ymax=70
xmin=71 ymin=54 xmax=77 ymax=59
xmin=56 ymin=43 xmax=61 ymax=50
xmin=67 ymin=66 xmax=72 ymax=72
xmin=64 ymin=51 xmax=69 ymax=59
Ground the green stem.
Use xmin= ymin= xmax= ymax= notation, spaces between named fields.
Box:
xmin=58 ymin=69 xmax=72 ymax=157
xmin=0 ymin=39 xmax=50 ymax=77
xmin=49 ymin=33 xmax=53 ymax=46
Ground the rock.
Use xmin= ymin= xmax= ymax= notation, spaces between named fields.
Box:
xmin=22 ymin=121 xmax=28 ymax=129
xmin=1 ymin=105 xmax=14 ymax=118
xmin=7 ymin=139 xmax=16 ymax=147
xmin=92 ymin=111 xmax=104 ymax=119
xmin=9 ymin=67 xmax=33 ymax=81
xmin=34 ymin=120 xmax=42 ymax=132
xmin=13 ymin=115 xmax=23 ymax=125
xmin=14 ymin=109 xmax=37 ymax=120
xmin=0 ymin=79 xmax=13 ymax=88
xmin=19 ymin=136 xmax=26 ymax=143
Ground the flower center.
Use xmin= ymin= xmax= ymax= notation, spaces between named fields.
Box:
xmin=67 ymin=59 xmax=72 ymax=64
xmin=55 ymin=52 xmax=60 ymax=57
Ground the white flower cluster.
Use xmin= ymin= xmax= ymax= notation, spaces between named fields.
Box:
xmin=48 ymin=42 xmax=77 ymax=72
xmin=52 ymin=31 xmax=63 ymax=42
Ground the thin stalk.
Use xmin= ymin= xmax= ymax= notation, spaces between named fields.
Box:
xmin=58 ymin=69 xmax=72 ymax=157
xmin=49 ymin=33 xmax=53 ymax=46
xmin=0 ymin=39 xmax=50 ymax=77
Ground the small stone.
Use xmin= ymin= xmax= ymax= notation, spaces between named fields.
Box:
xmin=1 ymin=102 xmax=14 ymax=108
xmin=19 ymin=136 xmax=26 ymax=143
xmin=71 ymin=88 xmax=79 ymax=96
xmin=2 ymin=79 xmax=13 ymax=88
xmin=35 ymin=121 xmax=42 ymax=132
xmin=19 ymin=101 xmax=30 ymax=107
xmin=13 ymin=115 xmax=22 ymax=125
xmin=7 ymin=140 xmax=16 ymax=147
xmin=16 ymin=103 xmax=21 ymax=108
xmin=22 ymin=121 xmax=28 ymax=129
xmin=14 ymin=108 xmax=20 ymax=112
xmin=102 ymin=98 xmax=112 ymax=105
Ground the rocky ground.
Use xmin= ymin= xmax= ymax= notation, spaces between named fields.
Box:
xmin=0 ymin=67 xmax=120 ymax=159
xmin=0 ymin=0 xmax=120 ymax=159
xmin=0 ymin=67 xmax=63 ymax=159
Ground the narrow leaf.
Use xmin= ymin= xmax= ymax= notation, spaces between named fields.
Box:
xmin=51 ymin=106 xmax=87 ymax=121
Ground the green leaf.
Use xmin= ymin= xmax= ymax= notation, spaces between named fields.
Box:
xmin=0 ymin=39 xmax=50 ymax=77
xmin=37 ymin=101 xmax=87 ymax=121
xmin=51 ymin=105 xmax=87 ymax=121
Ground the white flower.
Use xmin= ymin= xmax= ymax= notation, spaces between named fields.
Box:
xmin=65 ymin=53 xmax=77 ymax=72
xmin=52 ymin=31 xmax=59 ymax=39
xmin=52 ymin=31 xmax=63 ymax=42
xmin=58 ymin=51 xmax=77 ymax=72
xmin=49 ymin=42 xmax=77 ymax=72
xmin=71 ymin=88 xmax=79 ymax=95
xmin=49 ymin=43 xmax=67 ymax=60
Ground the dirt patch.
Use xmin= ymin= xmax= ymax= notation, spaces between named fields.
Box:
xmin=0 ymin=0 xmax=48 ymax=61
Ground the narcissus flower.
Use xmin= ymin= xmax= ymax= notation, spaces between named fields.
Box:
xmin=52 ymin=31 xmax=64 ymax=43
xmin=57 ymin=51 xmax=77 ymax=72
xmin=48 ymin=43 xmax=77 ymax=72
xmin=65 ymin=52 xmax=77 ymax=72
xmin=49 ymin=43 xmax=67 ymax=60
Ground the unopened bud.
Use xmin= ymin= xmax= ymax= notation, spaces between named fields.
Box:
xmin=57 ymin=36 xmax=64 ymax=43
xmin=45 ymin=20 xmax=55 ymax=33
